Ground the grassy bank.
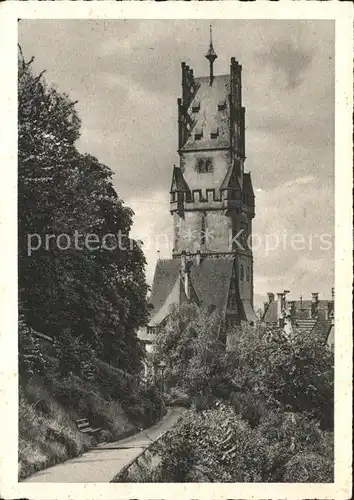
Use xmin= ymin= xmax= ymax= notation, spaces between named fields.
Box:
xmin=19 ymin=358 xmax=164 ymax=480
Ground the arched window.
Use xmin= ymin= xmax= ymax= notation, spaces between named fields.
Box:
xmin=196 ymin=158 xmax=213 ymax=174
xmin=196 ymin=158 xmax=205 ymax=173
xmin=205 ymin=159 xmax=213 ymax=173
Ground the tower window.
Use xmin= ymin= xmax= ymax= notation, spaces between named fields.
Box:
xmin=194 ymin=126 xmax=203 ymax=140
xmin=196 ymin=158 xmax=213 ymax=174
xmin=205 ymin=159 xmax=213 ymax=172
xmin=192 ymin=101 xmax=200 ymax=113
xmin=246 ymin=266 xmax=250 ymax=282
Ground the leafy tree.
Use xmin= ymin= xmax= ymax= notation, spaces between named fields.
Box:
xmin=226 ymin=322 xmax=334 ymax=429
xmin=18 ymin=47 xmax=148 ymax=374
xmin=152 ymin=303 xmax=227 ymax=398
xmin=150 ymin=306 xmax=334 ymax=481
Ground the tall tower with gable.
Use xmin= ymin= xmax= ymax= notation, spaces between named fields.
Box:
xmin=143 ymin=29 xmax=257 ymax=345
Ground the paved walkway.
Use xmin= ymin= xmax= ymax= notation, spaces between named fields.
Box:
xmin=23 ymin=407 xmax=184 ymax=483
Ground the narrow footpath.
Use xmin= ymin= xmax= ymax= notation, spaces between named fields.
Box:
xmin=23 ymin=407 xmax=184 ymax=483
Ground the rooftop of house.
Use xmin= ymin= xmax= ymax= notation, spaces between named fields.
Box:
xmin=261 ymin=291 xmax=334 ymax=348
xmin=148 ymin=257 xmax=235 ymax=327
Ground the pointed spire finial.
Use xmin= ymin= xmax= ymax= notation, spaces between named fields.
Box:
xmin=205 ymin=25 xmax=217 ymax=86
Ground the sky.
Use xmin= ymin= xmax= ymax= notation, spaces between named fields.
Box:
xmin=19 ymin=20 xmax=335 ymax=306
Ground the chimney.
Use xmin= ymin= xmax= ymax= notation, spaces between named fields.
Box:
xmin=267 ymin=292 xmax=275 ymax=304
xmin=195 ymin=250 xmax=201 ymax=266
xmin=311 ymin=292 xmax=319 ymax=318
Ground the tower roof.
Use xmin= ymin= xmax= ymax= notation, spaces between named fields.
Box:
xmin=148 ymin=258 xmax=234 ymax=327
xmin=182 ymin=74 xmax=230 ymax=151
xmin=170 ymin=165 xmax=190 ymax=193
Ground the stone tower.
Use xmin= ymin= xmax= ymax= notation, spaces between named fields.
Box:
xmin=170 ymin=29 xmax=255 ymax=312
xmin=141 ymin=29 xmax=257 ymax=345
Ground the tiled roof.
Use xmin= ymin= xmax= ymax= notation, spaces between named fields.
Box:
xmin=190 ymin=258 xmax=234 ymax=313
xmin=182 ymin=75 xmax=230 ymax=151
xmin=326 ymin=324 xmax=334 ymax=348
xmin=293 ymin=299 xmax=329 ymax=311
xmin=243 ymin=173 xmax=254 ymax=197
xmin=149 ymin=276 xmax=183 ymax=327
xmin=220 ymin=163 xmax=242 ymax=191
xmin=148 ymin=257 xmax=234 ymax=327
xmin=310 ymin=319 xmax=333 ymax=343
xmin=263 ymin=301 xmax=278 ymax=323
xmin=149 ymin=259 xmax=181 ymax=315
xmin=170 ymin=165 xmax=190 ymax=193
xmin=241 ymin=300 xmax=258 ymax=324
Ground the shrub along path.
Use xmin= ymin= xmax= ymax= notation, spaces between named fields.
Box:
xmin=22 ymin=407 xmax=184 ymax=483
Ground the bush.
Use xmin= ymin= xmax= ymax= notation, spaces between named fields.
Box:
xmin=18 ymin=392 xmax=91 ymax=479
xmin=140 ymin=402 xmax=333 ymax=483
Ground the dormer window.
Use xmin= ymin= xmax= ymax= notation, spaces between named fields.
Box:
xmin=205 ymin=159 xmax=213 ymax=173
xmin=218 ymin=99 xmax=226 ymax=111
xmin=191 ymin=100 xmax=200 ymax=113
xmin=194 ymin=126 xmax=203 ymax=140
xmin=210 ymin=126 xmax=219 ymax=139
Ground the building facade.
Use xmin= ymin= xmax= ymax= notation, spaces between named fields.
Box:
xmin=262 ymin=290 xmax=335 ymax=350
xmin=140 ymin=31 xmax=258 ymax=350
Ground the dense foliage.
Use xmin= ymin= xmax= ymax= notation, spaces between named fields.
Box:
xmin=149 ymin=306 xmax=334 ymax=482
xmin=18 ymin=47 xmax=148 ymax=373
xmin=18 ymin=48 xmax=165 ymax=479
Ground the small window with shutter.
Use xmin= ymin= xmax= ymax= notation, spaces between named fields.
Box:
xmin=191 ymin=100 xmax=200 ymax=113
xmin=210 ymin=126 xmax=219 ymax=139
xmin=194 ymin=126 xmax=203 ymax=140
xmin=218 ymin=99 xmax=226 ymax=111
